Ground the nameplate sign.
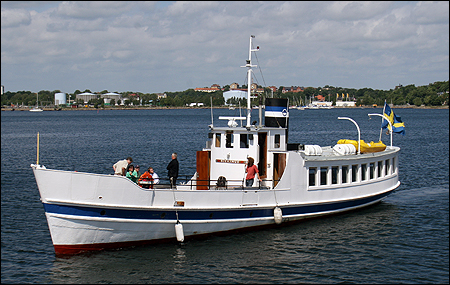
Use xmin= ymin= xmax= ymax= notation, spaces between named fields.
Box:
xmin=216 ymin=159 xmax=246 ymax=164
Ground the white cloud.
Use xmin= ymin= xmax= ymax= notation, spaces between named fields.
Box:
xmin=54 ymin=1 xmax=133 ymax=19
xmin=166 ymin=1 xmax=219 ymax=17
xmin=324 ymin=1 xmax=393 ymax=21
xmin=1 ymin=8 xmax=31 ymax=27
xmin=1 ymin=1 xmax=448 ymax=93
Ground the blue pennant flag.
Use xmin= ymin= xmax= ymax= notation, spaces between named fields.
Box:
xmin=381 ymin=102 xmax=405 ymax=135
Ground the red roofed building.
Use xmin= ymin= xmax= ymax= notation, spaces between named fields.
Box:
xmin=316 ymin=95 xmax=325 ymax=101
xmin=282 ymin=86 xmax=304 ymax=93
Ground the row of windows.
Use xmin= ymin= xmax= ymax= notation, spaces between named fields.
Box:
xmin=308 ymin=158 xmax=396 ymax=187
xmin=213 ymin=132 xmax=281 ymax=149
xmin=215 ymin=132 xmax=251 ymax=148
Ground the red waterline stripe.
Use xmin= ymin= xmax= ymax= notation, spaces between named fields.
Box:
xmin=54 ymin=237 xmax=174 ymax=256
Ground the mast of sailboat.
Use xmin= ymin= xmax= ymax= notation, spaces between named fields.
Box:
xmin=241 ymin=35 xmax=259 ymax=128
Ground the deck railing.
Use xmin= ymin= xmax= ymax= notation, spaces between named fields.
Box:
xmin=136 ymin=174 xmax=279 ymax=190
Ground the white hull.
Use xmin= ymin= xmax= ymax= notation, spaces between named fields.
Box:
xmin=31 ymin=145 xmax=400 ymax=255
xmin=43 ymin=188 xmax=394 ymax=254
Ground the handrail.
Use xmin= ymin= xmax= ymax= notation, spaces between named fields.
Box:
xmin=135 ymin=174 xmax=281 ymax=191
xmin=180 ymin=178 xmax=278 ymax=190
xmin=338 ymin=117 xmax=361 ymax=154
xmin=368 ymin=113 xmax=393 ymax=147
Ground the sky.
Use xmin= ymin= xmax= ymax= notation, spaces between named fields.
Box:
xmin=1 ymin=1 xmax=449 ymax=94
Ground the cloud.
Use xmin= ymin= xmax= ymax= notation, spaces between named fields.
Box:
xmin=166 ymin=1 xmax=219 ymax=17
xmin=53 ymin=1 xmax=133 ymax=19
xmin=1 ymin=1 xmax=448 ymax=93
xmin=324 ymin=1 xmax=393 ymax=21
xmin=1 ymin=8 xmax=31 ymax=28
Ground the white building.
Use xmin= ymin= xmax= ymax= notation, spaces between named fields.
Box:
xmin=188 ymin=102 xmax=205 ymax=107
xmin=54 ymin=93 xmax=67 ymax=105
xmin=101 ymin=92 xmax=121 ymax=105
xmin=76 ymin=92 xmax=97 ymax=103
xmin=335 ymin=101 xmax=356 ymax=107
xmin=311 ymin=101 xmax=333 ymax=107
xmin=223 ymin=90 xmax=247 ymax=105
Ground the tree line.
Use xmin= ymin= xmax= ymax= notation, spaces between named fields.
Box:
xmin=2 ymin=81 xmax=448 ymax=108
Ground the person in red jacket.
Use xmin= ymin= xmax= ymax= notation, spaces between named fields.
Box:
xmin=138 ymin=167 xmax=154 ymax=189
xmin=245 ymin=157 xmax=261 ymax=187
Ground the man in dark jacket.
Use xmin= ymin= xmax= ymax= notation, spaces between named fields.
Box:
xmin=167 ymin=152 xmax=179 ymax=188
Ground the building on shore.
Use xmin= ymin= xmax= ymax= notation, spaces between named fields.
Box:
xmin=335 ymin=100 xmax=356 ymax=107
xmin=223 ymin=90 xmax=247 ymax=105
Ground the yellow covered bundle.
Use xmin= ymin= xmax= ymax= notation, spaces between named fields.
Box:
xmin=337 ymin=139 xmax=386 ymax=153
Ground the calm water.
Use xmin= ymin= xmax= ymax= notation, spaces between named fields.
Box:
xmin=1 ymin=108 xmax=448 ymax=284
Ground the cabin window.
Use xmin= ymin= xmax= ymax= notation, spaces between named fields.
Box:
xmin=320 ymin=167 xmax=328 ymax=185
xmin=331 ymin=166 xmax=338 ymax=184
xmin=361 ymin=164 xmax=367 ymax=181
xmin=392 ymin=157 xmax=396 ymax=174
xmin=352 ymin=165 xmax=358 ymax=182
xmin=226 ymin=131 xmax=233 ymax=148
xmin=369 ymin=162 xmax=375 ymax=179
xmin=274 ymin=134 xmax=280 ymax=148
xmin=385 ymin=159 xmax=390 ymax=175
xmin=215 ymin=133 xmax=221 ymax=148
xmin=342 ymin=166 xmax=348 ymax=183
xmin=240 ymin=134 xmax=249 ymax=148
xmin=309 ymin=168 xmax=316 ymax=186
xmin=377 ymin=161 xmax=383 ymax=177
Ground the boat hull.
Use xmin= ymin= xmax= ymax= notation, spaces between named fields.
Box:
xmin=42 ymin=183 xmax=398 ymax=255
xmin=32 ymin=143 xmax=400 ymax=255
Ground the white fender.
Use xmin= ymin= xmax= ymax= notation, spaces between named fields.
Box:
xmin=175 ymin=223 xmax=184 ymax=242
xmin=274 ymin=207 xmax=283 ymax=224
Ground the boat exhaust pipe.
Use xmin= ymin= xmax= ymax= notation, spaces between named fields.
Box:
xmin=265 ymin=98 xmax=289 ymax=128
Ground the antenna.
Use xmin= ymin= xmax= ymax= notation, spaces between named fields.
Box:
xmin=241 ymin=35 xmax=258 ymax=127
xmin=210 ymin=97 xmax=214 ymax=127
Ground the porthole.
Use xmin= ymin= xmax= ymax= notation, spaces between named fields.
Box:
xmin=161 ymin=212 xmax=166 ymax=219
xmin=100 ymin=210 xmax=106 ymax=216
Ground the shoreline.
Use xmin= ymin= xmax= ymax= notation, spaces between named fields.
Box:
xmin=1 ymin=105 xmax=448 ymax=111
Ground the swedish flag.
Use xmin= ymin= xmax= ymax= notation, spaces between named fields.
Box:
xmin=381 ymin=102 xmax=405 ymax=135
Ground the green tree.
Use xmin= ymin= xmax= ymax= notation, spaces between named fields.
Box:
xmin=413 ymin=97 xmax=423 ymax=106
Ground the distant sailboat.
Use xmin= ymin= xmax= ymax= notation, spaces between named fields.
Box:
xmin=30 ymin=93 xmax=43 ymax=112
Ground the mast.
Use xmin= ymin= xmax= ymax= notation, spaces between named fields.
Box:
xmin=241 ymin=35 xmax=259 ymax=127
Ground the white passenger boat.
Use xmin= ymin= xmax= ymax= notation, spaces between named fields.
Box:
xmin=31 ymin=36 xmax=401 ymax=256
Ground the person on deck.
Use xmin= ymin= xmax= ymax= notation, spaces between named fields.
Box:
xmin=113 ymin=157 xmax=132 ymax=176
xmin=138 ymin=167 xmax=154 ymax=189
xmin=134 ymin=165 xmax=141 ymax=178
xmin=126 ymin=164 xmax=138 ymax=183
xmin=245 ymin=157 xmax=261 ymax=187
xmin=167 ymin=153 xmax=179 ymax=188
xmin=149 ymin=167 xmax=160 ymax=184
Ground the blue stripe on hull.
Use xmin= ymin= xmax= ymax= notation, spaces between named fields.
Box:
xmin=43 ymin=189 xmax=394 ymax=220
